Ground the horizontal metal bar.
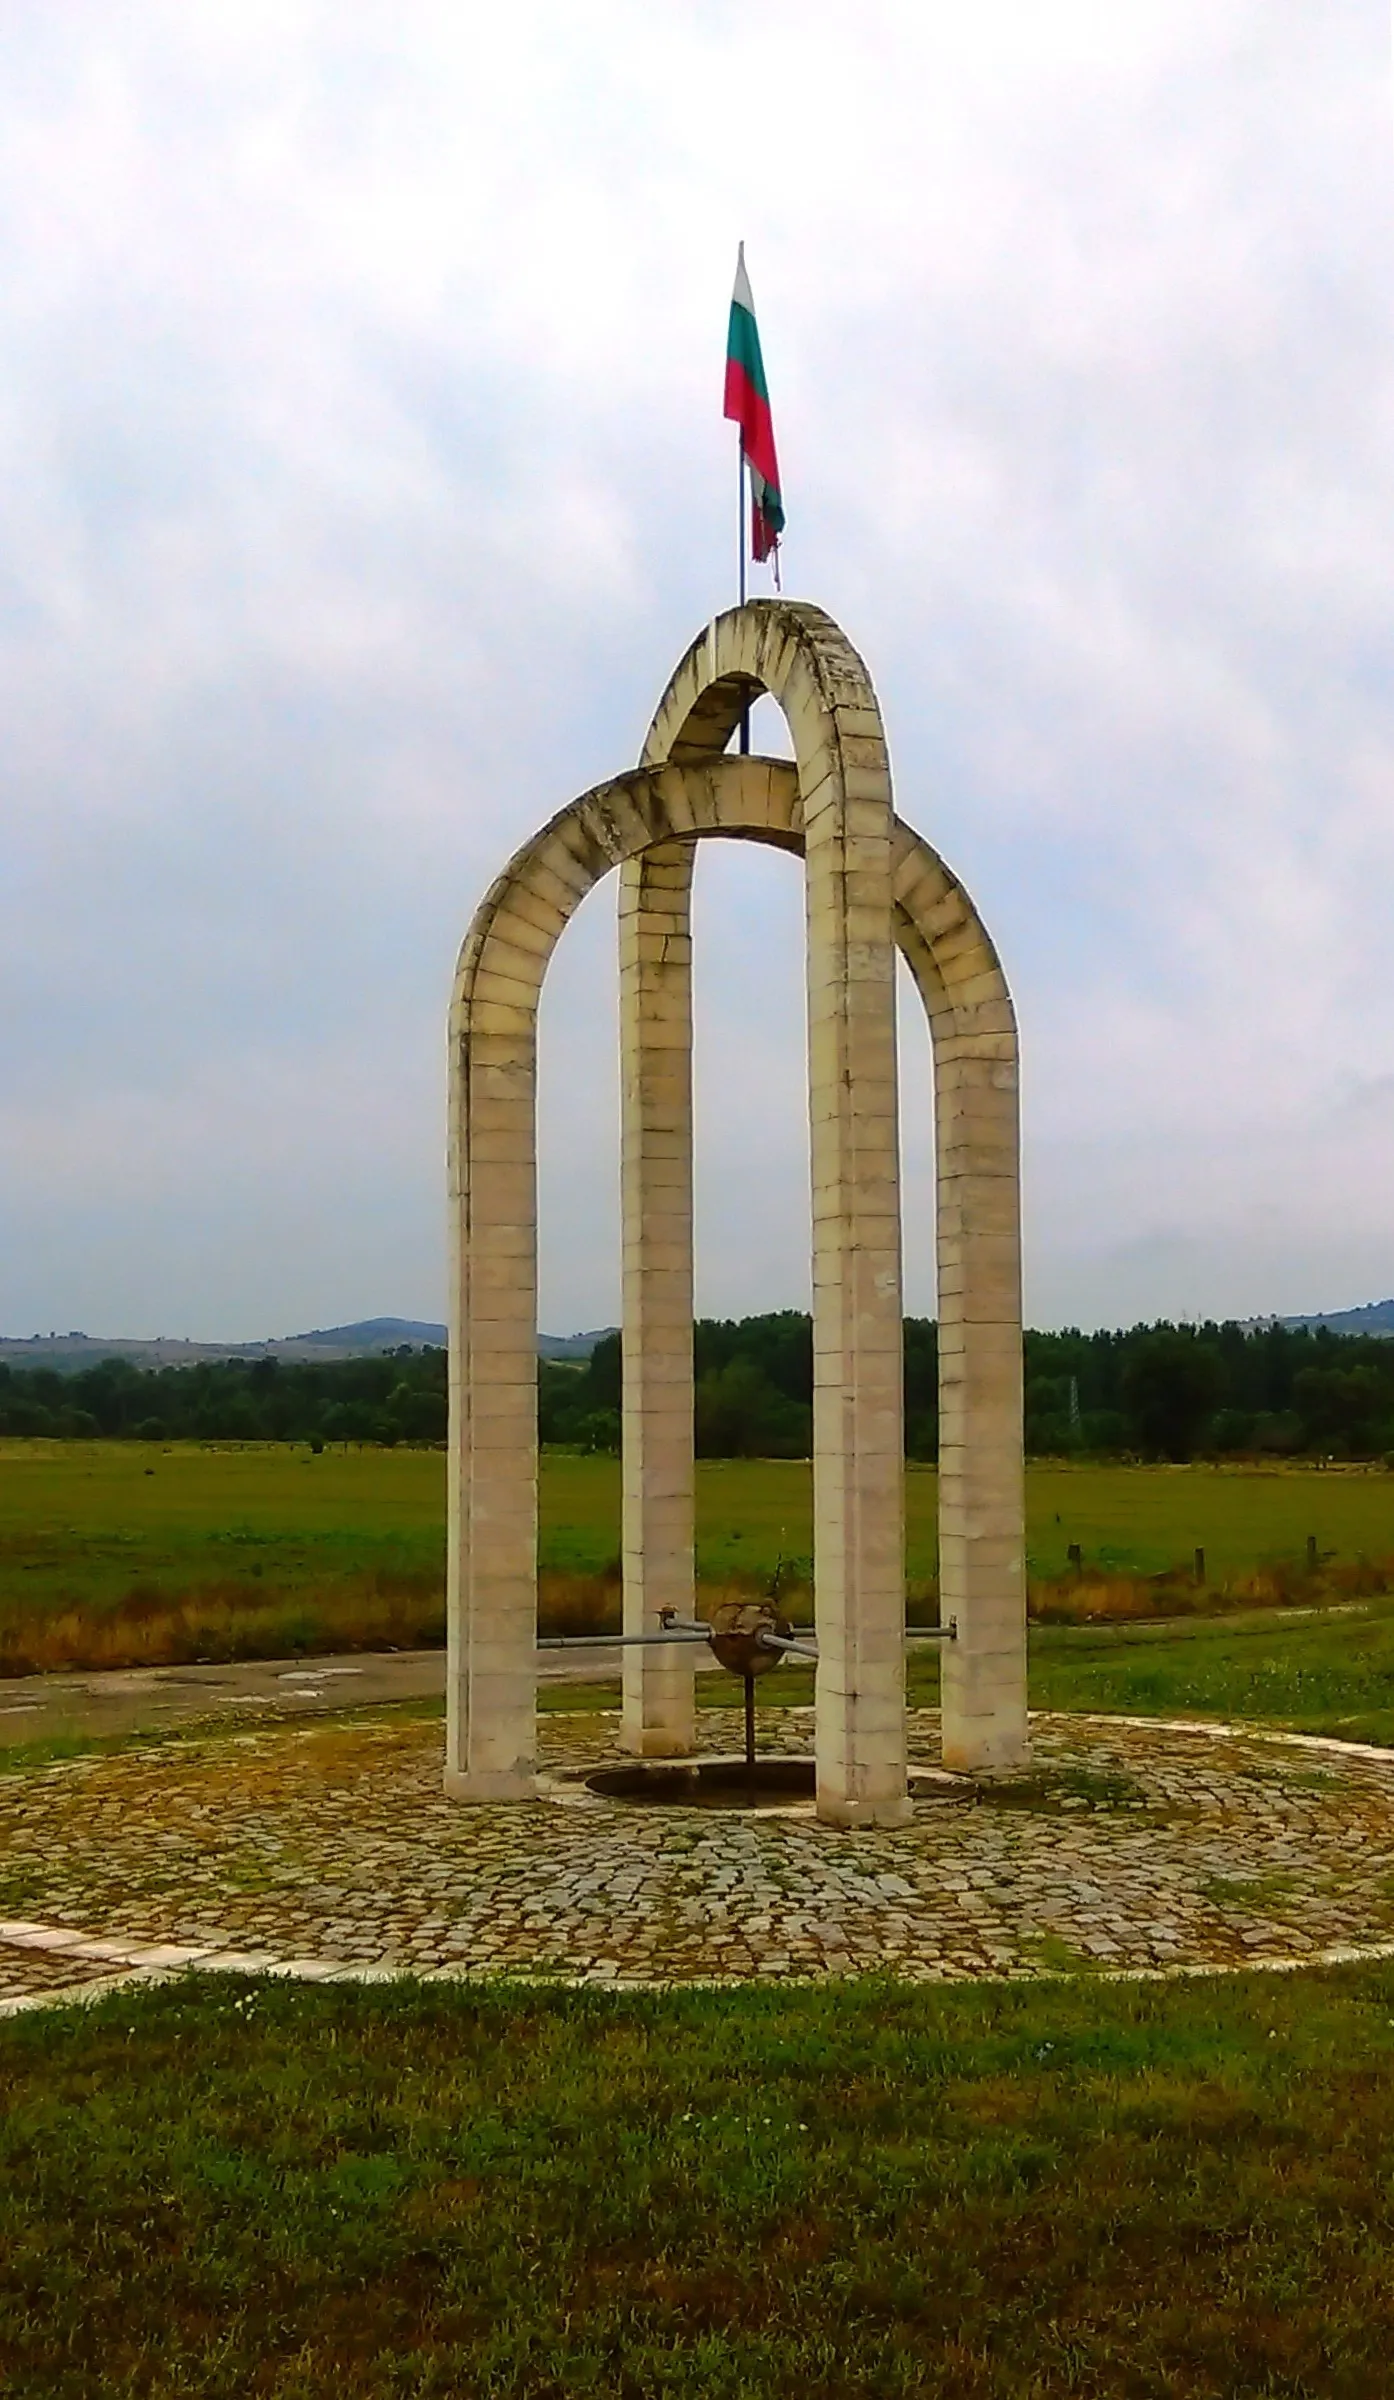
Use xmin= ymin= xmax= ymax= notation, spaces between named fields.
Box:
xmin=538 ymin=1620 xmax=958 ymax=1660
xmin=753 ymin=1627 xmax=956 ymax=1661
xmin=536 ymin=1632 xmax=712 ymax=1651
xmin=755 ymin=1630 xmax=820 ymax=1662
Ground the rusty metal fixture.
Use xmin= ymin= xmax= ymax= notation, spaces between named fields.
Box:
xmin=538 ymin=1601 xmax=961 ymax=1810
xmin=705 ymin=1599 xmax=792 ymax=1679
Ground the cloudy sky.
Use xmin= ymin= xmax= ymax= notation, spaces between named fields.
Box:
xmin=3 ymin=0 xmax=1394 ymax=1339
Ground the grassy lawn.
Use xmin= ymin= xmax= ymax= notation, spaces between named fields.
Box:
xmin=3 ymin=1967 xmax=1394 ymax=2395
xmin=526 ymin=1597 xmax=1394 ymax=1751
xmin=7 ymin=1442 xmax=1394 ymax=1594
xmin=2 ymin=1441 xmax=1393 ymax=1672
xmin=1022 ymin=1601 xmax=1394 ymax=1745
xmin=0 ymin=1440 xmax=446 ymax=1611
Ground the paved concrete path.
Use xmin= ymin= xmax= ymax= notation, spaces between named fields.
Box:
xmin=0 ymin=1646 xmax=719 ymax=1750
xmin=4 ymin=1706 xmax=1394 ymax=2012
xmin=3 ymin=1610 xmax=1367 ymax=1755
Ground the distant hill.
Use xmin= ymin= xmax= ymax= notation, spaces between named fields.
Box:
xmin=0 ymin=1319 xmax=616 ymax=1376
xmin=290 ymin=1318 xmax=447 ymax=1352
xmin=270 ymin=1319 xmax=616 ymax=1360
xmin=10 ymin=1299 xmax=1394 ymax=1381
xmin=1276 ymin=1299 xmax=1394 ymax=1338
xmin=0 ymin=1333 xmax=266 ymax=1374
xmin=537 ymin=1329 xmax=615 ymax=1361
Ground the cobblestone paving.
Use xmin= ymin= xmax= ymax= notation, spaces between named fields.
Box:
xmin=0 ymin=1939 xmax=132 ymax=2006
xmin=3 ymin=1708 xmax=1394 ymax=2000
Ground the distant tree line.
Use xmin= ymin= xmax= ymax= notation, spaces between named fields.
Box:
xmin=0 ymin=1348 xmax=449 ymax=1446
xmin=542 ymin=1315 xmax=1394 ymax=1464
xmin=4 ymin=1315 xmax=1394 ymax=1462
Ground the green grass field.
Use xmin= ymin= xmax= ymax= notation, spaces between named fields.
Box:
xmin=1 ymin=1441 xmax=1392 ymax=1672
xmin=524 ymin=1599 xmax=1394 ymax=1753
xmin=6 ymin=1965 xmax=1394 ymax=2396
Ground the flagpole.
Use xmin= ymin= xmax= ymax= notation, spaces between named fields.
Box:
xmin=737 ymin=442 xmax=750 ymax=753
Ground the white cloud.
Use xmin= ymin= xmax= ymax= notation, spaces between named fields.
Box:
xmin=2 ymin=1 xmax=1393 ymax=1335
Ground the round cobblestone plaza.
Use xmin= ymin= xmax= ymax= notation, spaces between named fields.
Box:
xmin=5 ymin=1705 xmax=1394 ymax=2010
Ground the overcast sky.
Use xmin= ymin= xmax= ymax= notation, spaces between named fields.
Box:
xmin=3 ymin=0 xmax=1394 ymax=1339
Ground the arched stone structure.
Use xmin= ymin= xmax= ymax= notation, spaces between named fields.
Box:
xmin=446 ymin=602 xmax=1026 ymax=1827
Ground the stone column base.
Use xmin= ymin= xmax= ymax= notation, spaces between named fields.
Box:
xmin=940 ymin=1721 xmax=1030 ymax=1778
xmin=816 ymin=1791 xmax=915 ymax=1831
xmin=619 ymin=1726 xmax=697 ymax=1760
xmin=442 ymin=1767 xmax=538 ymax=1803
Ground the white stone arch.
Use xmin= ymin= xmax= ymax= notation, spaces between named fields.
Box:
xmin=447 ymin=673 xmax=1027 ymax=1819
xmin=619 ymin=604 xmax=1024 ymax=1795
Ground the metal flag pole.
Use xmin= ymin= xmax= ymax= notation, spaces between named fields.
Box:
xmin=737 ymin=440 xmax=750 ymax=752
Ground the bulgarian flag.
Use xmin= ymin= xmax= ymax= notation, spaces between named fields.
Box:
xmin=724 ymin=243 xmax=784 ymax=566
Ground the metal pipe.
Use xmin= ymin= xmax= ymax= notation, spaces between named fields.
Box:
xmin=539 ymin=1620 xmax=956 ymax=1657
xmin=751 ymin=1624 xmax=957 ymax=1664
xmin=755 ymin=1630 xmax=819 ymax=1663
xmin=536 ymin=1631 xmax=711 ymax=1651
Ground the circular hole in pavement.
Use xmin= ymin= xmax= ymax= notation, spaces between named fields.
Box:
xmin=586 ymin=1758 xmax=814 ymax=1809
xmin=584 ymin=1760 xmax=975 ymax=1811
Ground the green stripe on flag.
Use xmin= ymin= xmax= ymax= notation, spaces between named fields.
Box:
xmin=726 ymin=301 xmax=768 ymax=402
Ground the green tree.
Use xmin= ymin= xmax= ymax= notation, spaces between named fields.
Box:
xmin=1121 ymin=1331 xmax=1223 ymax=1461
xmin=694 ymin=1361 xmax=809 ymax=1458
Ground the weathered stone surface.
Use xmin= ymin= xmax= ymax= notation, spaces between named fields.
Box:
xmin=619 ymin=841 xmax=697 ymax=1760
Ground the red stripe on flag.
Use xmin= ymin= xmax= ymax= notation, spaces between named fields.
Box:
xmin=723 ymin=360 xmax=780 ymax=498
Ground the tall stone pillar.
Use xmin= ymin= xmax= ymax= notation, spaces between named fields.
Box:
xmin=935 ymin=988 xmax=1028 ymax=1773
xmin=618 ymin=840 xmax=698 ymax=1756
xmin=638 ymin=606 xmax=913 ymax=1828
xmin=802 ymin=729 xmax=910 ymax=1828
xmin=444 ymin=996 xmax=543 ymax=1801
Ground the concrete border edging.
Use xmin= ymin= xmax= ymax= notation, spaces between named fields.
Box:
xmin=8 ymin=1921 xmax=1394 ymax=2022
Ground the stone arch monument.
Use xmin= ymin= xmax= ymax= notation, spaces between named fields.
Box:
xmin=446 ymin=599 xmax=1026 ymax=1827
